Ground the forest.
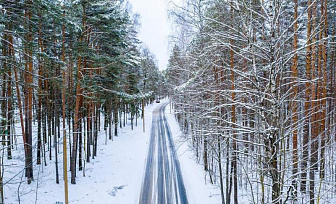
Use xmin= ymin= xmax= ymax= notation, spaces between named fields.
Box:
xmin=0 ymin=0 xmax=165 ymax=203
xmin=166 ymin=0 xmax=336 ymax=203
xmin=1 ymin=0 xmax=336 ymax=204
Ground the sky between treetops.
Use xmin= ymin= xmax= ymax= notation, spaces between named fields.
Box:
xmin=128 ymin=0 xmax=182 ymax=71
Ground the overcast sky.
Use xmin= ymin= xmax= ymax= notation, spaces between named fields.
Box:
xmin=128 ymin=0 xmax=179 ymax=70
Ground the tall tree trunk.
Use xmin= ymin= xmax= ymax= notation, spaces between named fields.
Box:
xmin=302 ymin=0 xmax=312 ymax=193
xmin=2 ymin=33 xmax=8 ymax=147
xmin=291 ymin=0 xmax=299 ymax=198
xmin=309 ymin=2 xmax=318 ymax=203
xmin=52 ymin=22 xmax=60 ymax=184
xmin=61 ymin=8 xmax=69 ymax=203
xmin=230 ymin=7 xmax=238 ymax=202
xmin=319 ymin=0 xmax=328 ymax=180
xmin=71 ymin=2 xmax=86 ymax=184
xmin=79 ymin=118 xmax=83 ymax=170
xmin=93 ymin=106 xmax=98 ymax=157
xmin=7 ymin=29 xmax=13 ymax=159
xmin=114 ymin=97 xmax=118 ymax=136
xmin=214 ymin=65 xmax=225 ymax=204
xmin=25 ymin=1 xmax=34 ymax=183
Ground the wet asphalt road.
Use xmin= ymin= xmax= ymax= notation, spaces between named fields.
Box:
xmin=139 ymin=104 xmax=188 ymax=204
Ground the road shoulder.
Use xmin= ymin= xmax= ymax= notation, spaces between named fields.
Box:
xmin=164 ymin=105 xmax=222 ymax=204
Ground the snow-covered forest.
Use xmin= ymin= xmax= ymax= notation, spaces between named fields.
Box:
xmin=0 ymin=0 xmax=166 ymax=203
xmin=1 ymin=0 xmax=336 ymax=204
xmin=166 ymin=0 xmax=336 ymax=203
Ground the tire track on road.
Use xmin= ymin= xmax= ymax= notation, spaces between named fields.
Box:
xmin=139 ymin=104 xmax=188 ymax=204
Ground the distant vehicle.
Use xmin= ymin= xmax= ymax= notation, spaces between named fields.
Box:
xmin=155 ymin=99 xmax=160 ymax=103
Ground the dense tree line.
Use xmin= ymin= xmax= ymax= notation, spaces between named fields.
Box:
xmin=167 ymin=0 xmax=336 ymax=203
xmin=0 ymin=0 xmax=163 ymax=203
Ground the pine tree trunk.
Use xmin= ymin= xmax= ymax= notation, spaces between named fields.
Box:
xmin=230 ymin=9 xmax=238 ymax=201
xmin=79 ymin=118 xmax=83 ymax=170
xmin=61 ymin=8 xmax=69 ymax=202
xmin=2 ymin=33 xmax=7 ymax=147
xmin=218 ymin=136 xmax=225 ymax=204
xmin=319 ymin=0 xmax=328 ymax=180
xmin=6 ymin=30 xmax=13 ymax=159
xmin=114 ymin=97 xmax=118 ymax=136
xmin=310 ymin=2 xmax=318 ymax=203
xmin=25 ymin=2 xmax=34 ymax=183
xmin=71 ymin=2 xmax=86 ymax=184
xmin=93 ymin=106 xmax=98 ymax=157
xmin=302 ymin=0 xmax=313 ymax=193
xmin=291 ymin=0 xmax=299 ymax=197
xmin=87 ymin=106 xmax=91 ymax=162
xmin=42 ymin=101 xmax=47 ymax=166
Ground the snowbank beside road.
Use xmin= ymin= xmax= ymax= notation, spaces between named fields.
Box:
xmin=165 ymin=104 xmax=222 ymax=204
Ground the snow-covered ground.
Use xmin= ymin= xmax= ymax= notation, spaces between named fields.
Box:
xmin=164 ymin=104 xmax=222 ymax=204
xmin=3 ymin=99 xmax=221 ymax=204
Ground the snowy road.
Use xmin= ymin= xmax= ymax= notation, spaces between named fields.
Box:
xmin=139 ymin=104 xmax=188 ymax=204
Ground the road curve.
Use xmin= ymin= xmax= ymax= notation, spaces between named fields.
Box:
xmin=139 ymin=104 xmax=188 ymax=204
